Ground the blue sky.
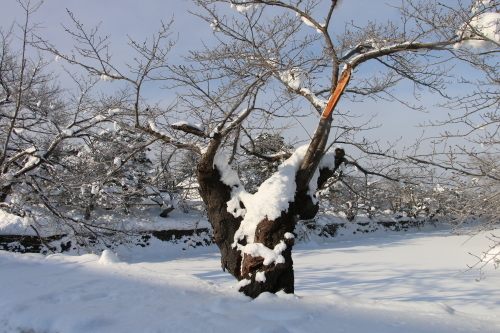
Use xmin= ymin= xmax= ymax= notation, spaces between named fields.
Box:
xmin=1 ymin=0 xmax=478 ymax=156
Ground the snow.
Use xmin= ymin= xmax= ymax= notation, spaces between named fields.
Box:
xmin=113 ymin=157 xmax=122 ymax=166
xmin=255 ymin=271 xmax=266 ymax=282
xmin=299 ymin=87 xmax=328 ymax=109
xmin=279 ymin=68 xmax=304 ymax=90
xmin=218 ymin=146 xmax=340 ymax=264
xmin=213 ymin=154 xmax=242 ymax=188
xmin=298 ymin=14 xmax=324 ymax=33
xmin=91 ymin=184 xmax=99 ymax=195
xmin=148 ymin=121 xmax=170 ymax=137
xmin=231 ymin=146 xmax=309 ymax=246
xmin=171 ymin=120 xmax=206 ymax=132
xmin=100 ymin=74 xmax=115 ymax=82
xmin=0 ymin=210 xmax=34 ymax=235
xmin=244 ymin=241 xmax=286 ymax=266
xmin=107 ymin=108 xmax=122 ymax=115
xmin=0 ymin=228 xmax=499 ymax=332
xmin=230 ymin=1 xmax=260 ymax=13
xmin=456 ymin=11 xmax=500 ymax=49
xmin=23 ymin=155 xmax=40 ymax=169
xmin=210 ymin=19 xmax=220 ymax=31
xmin=90 ymin=114 xmax=107 ymax=125
xmin=61 ymin=128 xmax=74 ymax=136
xmin=98 ymin=249 xmax=121 ymax=265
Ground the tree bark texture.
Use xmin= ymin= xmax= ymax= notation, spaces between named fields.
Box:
xmin=197 ymin=157 xmax=243 ymax=278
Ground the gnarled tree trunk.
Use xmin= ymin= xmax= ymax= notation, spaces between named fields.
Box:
xmin=198 ymin=148 xmax=340 ymax=298
xmin=196 ymin=67 xmax=352 ymax=298
xmin=197 ymin=149 xmax=243 ymax=278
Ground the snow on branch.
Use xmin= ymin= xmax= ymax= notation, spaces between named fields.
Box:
xmin=296 ymin=12 xmax=325 ymax=33
xmin=218 ymin=107 xmax=253 ymax=138
xmin=240 ymin=145 xmax=292 ymax=163
xmin=132 ymin=122 xmax=201 ymax=153
xmin=278 ymin=68 xmax=305 ymax=90
xmin=221 ymin=144 xmax=343 ymax=267
xmin=0 ymin=97 xmax=12 ymax=105
xmin=455 ymin=9 xmax=500 ymax=50
xmin=230 ymin=1 xmax=260 ymax=13
xmin=230 ymin=145 xmax=309 ymax=244
xmin=276 ymin=67 xmax=327 ymax=112
xmin=299 ymin=88 xmax=328 ymax=112
xmin=345 ymin=41 xmax=453 ymax=69
xmin=171 ymin=121 xmax=206 ymax=137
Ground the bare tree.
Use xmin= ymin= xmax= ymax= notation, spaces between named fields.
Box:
xmin=0 ymin=0 xmax=161 ymax=249
xmin=38 ymin=0 xmax=479 ymax=297
xmin=400 ymin=0 xmax=500 ymax=274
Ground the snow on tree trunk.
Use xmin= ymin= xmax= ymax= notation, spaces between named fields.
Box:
xmin=197 ymin=147 xmax=243 ymax=278
xmin=197 ymin=143 xmax=342 ymax=298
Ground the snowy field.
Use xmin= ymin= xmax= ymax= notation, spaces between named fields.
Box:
xmin=1 ymin=228 xmax=499 ymax=333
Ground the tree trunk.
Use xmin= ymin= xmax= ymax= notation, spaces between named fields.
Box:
xmin=238 ymin=210 xmax=296 ymax=298
xmin=197 ymin=152 xmax=243 ymax=278
xmin=196 ymin=120 xmax=344 ymax=298
xmin=197 ymin=144 xmax=339 ymax=297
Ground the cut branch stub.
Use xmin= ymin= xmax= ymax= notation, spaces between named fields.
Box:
xmin=321 ymin=64 xmax=352 ymax=120
xmin=297 ymin=65 xmax=352 ymax=192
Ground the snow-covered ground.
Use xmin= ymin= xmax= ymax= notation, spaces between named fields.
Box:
xmin=1 ymin=228 xmax=499 ymax=332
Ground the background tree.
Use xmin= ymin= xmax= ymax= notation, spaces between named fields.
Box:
xmin=239 ymin=133 xmax=294 ymax=193
xmin=0 ymin=0 xmax=181 ymax=250
xmin=401 ymin=0 xmax=500 ymax=272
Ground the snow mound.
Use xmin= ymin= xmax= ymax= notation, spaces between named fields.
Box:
xmin=98 ymin=249 xmax=121 ymax=265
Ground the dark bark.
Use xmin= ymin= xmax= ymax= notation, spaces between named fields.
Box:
xmin=239 ymin=210 xmax=296 ymax=298
xmin=0 ymin=184 xmax=11 ymax=203
xmin=197 ymin=152 xmax=243 ymax=278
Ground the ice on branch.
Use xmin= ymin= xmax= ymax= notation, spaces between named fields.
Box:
xmin=230 ymin=1 xmax=260 ymax=13
xmin=113 ymin=157 xmax=122 ymax=167
xmin=54 ymin=55 xmax=61 ymax=62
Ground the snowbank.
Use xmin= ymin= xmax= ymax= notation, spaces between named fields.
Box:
xmin=0 ymin=243 xmax=499 ymax=333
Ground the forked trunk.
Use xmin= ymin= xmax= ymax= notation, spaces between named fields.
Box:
xmin=196 ymin=67 xmax=351 ymax=298
xmin=198 ymin=150 xmax=338 ymax=297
